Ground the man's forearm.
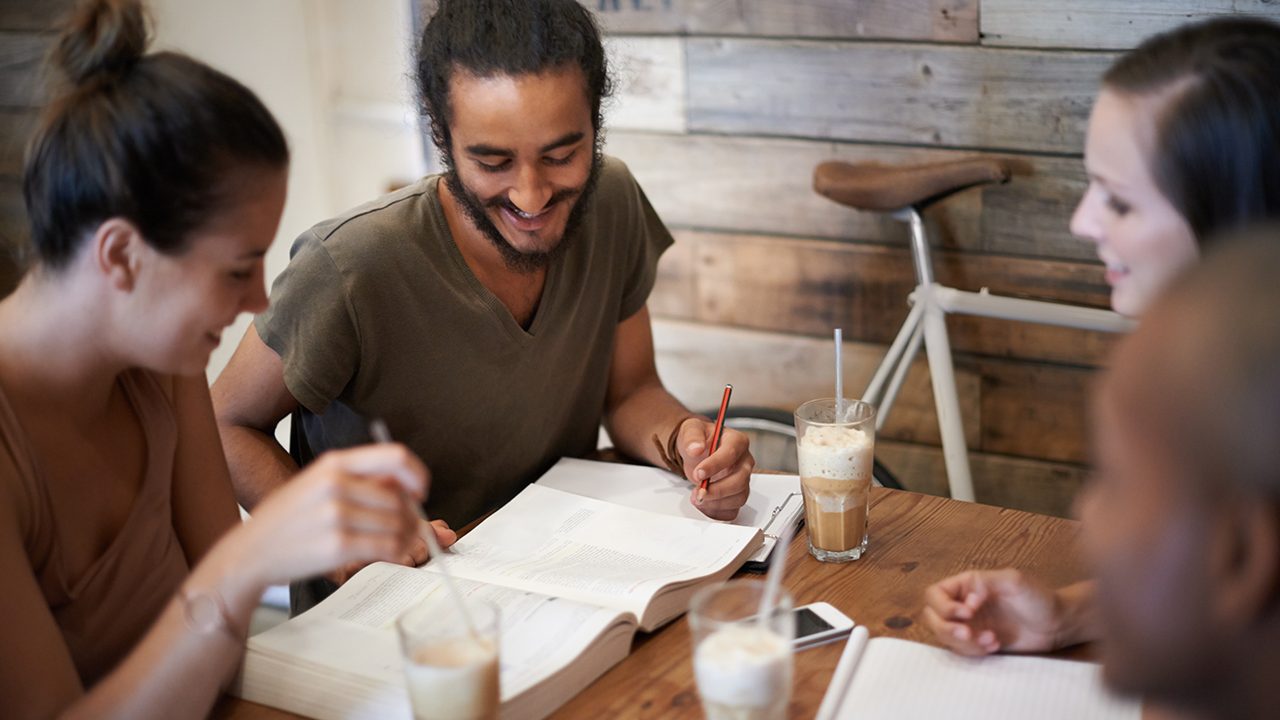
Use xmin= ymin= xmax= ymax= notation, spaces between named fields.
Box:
xmin=219 ymin=425 xmax=299 ymax=510
xmin=604 ymin=380 xmax=701 ymax=472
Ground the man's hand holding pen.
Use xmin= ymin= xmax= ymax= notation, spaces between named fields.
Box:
xmin=675 ymin=416 xmax=754 ymax=521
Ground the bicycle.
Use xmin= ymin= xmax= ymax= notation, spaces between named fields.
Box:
xmin=811 ymin=158 xmax=1134 ymax=501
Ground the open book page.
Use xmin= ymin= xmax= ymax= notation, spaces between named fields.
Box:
xmin=833 ymin=637 xmax=1141 ymax=720
xmin=243 ymin=561 xmax=634 ymax=706
xmin=432 ymin=484 xmax=761 ymax=627
xmin=535 ymin=458 xmax=802 ymax=566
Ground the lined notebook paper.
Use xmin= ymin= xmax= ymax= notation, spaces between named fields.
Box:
xmin=829 ymin=636 xmax=1140 ymax=720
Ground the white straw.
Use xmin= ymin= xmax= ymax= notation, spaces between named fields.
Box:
xmin=756 ymin=522 xmax=794 ymax=628
xmin=369 ymin=419 xmax=479 ymax=639
xmin=834 ymin=328 xmax=844 ymax=420
xmin=815 ymin=626 xmax=870 ymax=720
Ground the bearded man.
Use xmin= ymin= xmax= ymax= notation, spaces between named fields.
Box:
xmin=212 ymin=0 xmax=753 ymax=612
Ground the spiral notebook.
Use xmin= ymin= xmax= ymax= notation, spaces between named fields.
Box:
xmin=535 ymin=457 xmax=804 ymax=572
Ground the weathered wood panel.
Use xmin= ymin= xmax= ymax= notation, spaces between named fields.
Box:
xmin=0 ymin=108 xmax=35 ymax=177
xmin=0 ymin=32 xmax=49 ymax=109
xmin=981 ymin=0 xmax=1280 ymax=50
xmin=877 ymin=440 xmax=1086 ymax=518
xmin=976 ymin=358 xmax=1094 ymax=464
xmin=651 ymin=318 xmax=983 ymax=450
xmin=657 ymin=229 xmax=1119 ymax=366
xmin=648 ymin=229 xmax=694 ymax=318
xmin=585 ymin=0 xmax=979 ymax=43
xmin=605 ymin=131 xmax=1095 ymax=262
xmin=602 ymin=36 xmax=685 ymax=133
xmin=0 ymin=0 xmax=74 ymax=32
xmin=686 ymin=38 xmax=1115 ymax=154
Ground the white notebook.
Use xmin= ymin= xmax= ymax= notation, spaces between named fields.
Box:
xmin=535 ymin=457 xmax=804 ymax=571
xmin=819 ymin=630 xmax=1141 ymax=720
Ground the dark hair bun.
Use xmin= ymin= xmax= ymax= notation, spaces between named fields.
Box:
xmin=52 ymin=0 xmax=149 ymax=87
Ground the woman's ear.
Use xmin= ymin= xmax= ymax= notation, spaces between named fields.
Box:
xmin=1210 ymin=497 xmax=1280 ymax=630
xmin=92 ymin=218 xmax=146 ymax=292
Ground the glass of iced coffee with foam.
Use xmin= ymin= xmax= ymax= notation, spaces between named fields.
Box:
xmin=396 ymin=597 xmax=500 ymax=720
xmin=795 ymin=398 xmax=876 ymax=562
xmin=690 ymin=579 xmax=795 ymax=720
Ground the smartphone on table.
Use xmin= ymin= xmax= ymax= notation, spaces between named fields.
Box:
xmin=792 ymin=602 xmax=855 ymax=650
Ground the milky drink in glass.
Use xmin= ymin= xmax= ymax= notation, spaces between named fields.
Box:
xmin=690 ymin=580 xmax=795 ymax=720
xmin=397 ymin=598 xmax=500 ymax=720
xmin=795 ymin=399 xmax=875 ymax=562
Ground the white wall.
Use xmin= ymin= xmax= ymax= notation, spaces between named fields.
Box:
xmin=148 ymin=0 xmax=424 ymax=383
xmin=149 ymin=0 xmax=327 ymax=382
xmin=315 ymin=0 xmax=427 ymax=212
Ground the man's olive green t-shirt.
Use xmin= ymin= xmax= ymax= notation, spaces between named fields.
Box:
xmin=254 ymin=156 xmax=673 ymax=528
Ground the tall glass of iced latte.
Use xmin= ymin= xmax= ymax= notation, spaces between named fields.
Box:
xmin=794 ymin=398 xmax=876 ymax=562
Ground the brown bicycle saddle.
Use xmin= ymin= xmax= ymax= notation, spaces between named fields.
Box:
xmin=813 ymin=157 xmax=1011 ymax=212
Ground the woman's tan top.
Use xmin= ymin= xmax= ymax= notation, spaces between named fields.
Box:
xmin=0 ymin=369 xmax=190 ymax=686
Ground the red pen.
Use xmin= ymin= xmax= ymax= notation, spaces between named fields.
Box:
xmin=698 ymin=384 xmax=733 ymax=504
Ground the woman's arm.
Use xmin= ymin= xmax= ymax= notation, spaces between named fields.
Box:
xmin=922 ymin=570 xmax=1099 ymax=655
xmin=56 ymin=535 xmax=266 ymax=719
xmin=168 ymin=372 xmax=242 ymax=567
xmin=2 ymin=442 xmax=428 ymax=719
xmin=0 ymin=479 xmax=250 ymax=720
xmin=0 ymin=496 xmax=92 ymax=716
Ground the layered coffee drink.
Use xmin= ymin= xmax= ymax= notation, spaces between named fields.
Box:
xmin=403 ymin=635 xmax=499 ymax=720
xmin=795 ymin=400 xmax=876 ymax=562
xmin=693 ymin=624 xmax=793 ymax=720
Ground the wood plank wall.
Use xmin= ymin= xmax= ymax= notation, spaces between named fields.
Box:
xmin=582 ymin=0 xmax=1280 ymax=517
xmin=0 ymin=0 xmax=68 ymax=296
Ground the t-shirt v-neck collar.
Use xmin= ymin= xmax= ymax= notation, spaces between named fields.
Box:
xmin=427 ymin=177 xmax=559 ymax=344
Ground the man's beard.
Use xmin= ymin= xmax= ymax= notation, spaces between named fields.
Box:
xmin=443 ymin=150 xmax=602 ymax=274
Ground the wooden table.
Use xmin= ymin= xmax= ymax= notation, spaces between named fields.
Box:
xmin=214 ymin=487 xmax=1090 ymax=719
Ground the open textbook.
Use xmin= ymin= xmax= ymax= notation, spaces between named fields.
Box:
xmin=233 ymin=483 xmax=763 ymax=720
xmin=535 ymin=457 xmax=804 ymax=570
xmin=818 ymin=629 xmax=1141 ymax=720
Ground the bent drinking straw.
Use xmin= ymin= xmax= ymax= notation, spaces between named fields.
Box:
xmin=369 ymin=419 xmax=479 ymax=639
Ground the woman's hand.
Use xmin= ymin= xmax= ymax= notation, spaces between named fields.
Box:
xmin=234 ymin=443 xmax=429 ymax=587
xmin=922 ymin=569 xmax=1070 ymax=656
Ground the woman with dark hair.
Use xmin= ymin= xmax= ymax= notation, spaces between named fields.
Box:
xmin=923 ymin=16 xmax=1280 ymax=658
xmin=1070 ymin=16 xmax=1280 ymax=316
xmin=0 ymin=2 xmax=442 ymax=717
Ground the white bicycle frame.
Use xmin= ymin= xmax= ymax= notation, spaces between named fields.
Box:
xmin=863 ymin=208 xmax=1135 ymax=502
